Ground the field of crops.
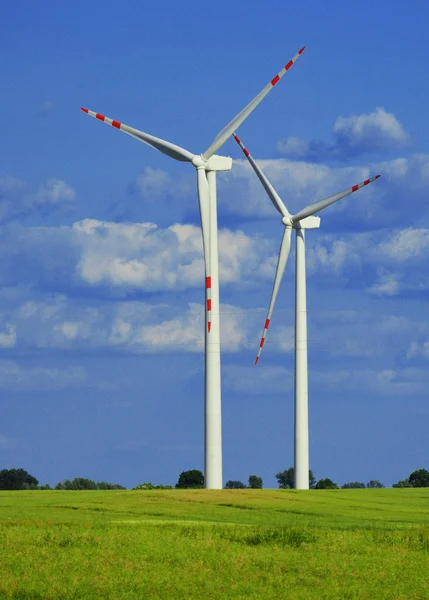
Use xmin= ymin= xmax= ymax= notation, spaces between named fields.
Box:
xmin=1 ymin=488 xmax=429 ymax=599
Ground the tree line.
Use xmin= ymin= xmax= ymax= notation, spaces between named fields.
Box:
xmin=1 ymin=466 xmax=429 ymax=491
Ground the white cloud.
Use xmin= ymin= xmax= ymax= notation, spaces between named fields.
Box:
xmin=367 ymin=270 xmax=400 ymax=297
xmin=407 ymin=341 xmax=429 ymax=360
xmin=333 ymin=107 xmax=409 ymax=152
xmin=277 ymin=107 xmax=409 ymax=161
xmin=0 ymin=176 xmax=75 ymax=222
xmin=73 ymin=219 xmax=273 ymax=291
xmin=379 ymin=228 xmax=429 ymax=261
xmin=0 ymin=324 xmax=16 ymax=347
xmin=222 ymin=157 xmax=379 ymax=222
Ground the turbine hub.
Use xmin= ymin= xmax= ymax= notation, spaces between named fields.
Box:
xmin=191 ymin=155 xmax=207 ymax=168
xmin=282 ymin=216 xmax=292 ymax=226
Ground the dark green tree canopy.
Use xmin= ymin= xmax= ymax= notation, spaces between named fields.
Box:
xmin=248 ymin=475 xmax=263 ymax=489
xmin=342 ymin=482 xmax=366 ymax=489
xmin=0 ymin=468 xmax=38 ymax=490
xmin=409 ymin=469 xmax=429 ymax=488
xmin=175 ymin=470 xmax=204 ymax=489
xmin=366 ymin=480 xmax=385 ymax=488
xmin=276 ymin=467 xmax=316 ymax=489
xmin=315 ymin=478 xmax=339 ymax=490
xmin=392 ymin=479 xmax=412 ymax=488
xmin=55 ymin=478 xmax=125 ymax=490
xmin=224 ymin=480 xmax=246 ymax=489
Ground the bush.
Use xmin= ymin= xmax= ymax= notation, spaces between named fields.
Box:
xmin=132 ymin=483 xmax=173 ymax=490
xmin=315 ymin=478 xmax=339 ymax=490
xmin=224 ymin=480 xmax=246 ymax=489
xmin=175 ymin=470 xmax=204 ymax=489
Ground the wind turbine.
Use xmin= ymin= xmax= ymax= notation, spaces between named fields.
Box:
xmin=80 ymin=46 xmax=306 ymax=489
xmin=233 ymin=133 xmax=381 ymax=490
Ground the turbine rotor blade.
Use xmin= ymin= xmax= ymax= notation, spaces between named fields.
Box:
xmin=291 ymin=174 xmax=381 ymax=224
xmin=233 ymin=134 xmax=290 ymax=219
xmin=255 ymin=227 xmax=292 ymax=365
xmin=80 ymin=108 xmax=195 ymax=162
xmin=202 ymin=46 xmax=306 ymax=160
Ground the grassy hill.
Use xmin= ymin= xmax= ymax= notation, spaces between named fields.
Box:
xmin=1 ymin=489 xmax=428 ymax=599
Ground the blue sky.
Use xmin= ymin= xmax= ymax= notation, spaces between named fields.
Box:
xmin=1 ymin=0 xmax=429 ymax=488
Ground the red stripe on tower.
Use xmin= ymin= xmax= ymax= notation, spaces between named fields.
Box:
xmin=255 ymin=356 xmax=259 ymax=365
xmin=271 ymin=74 xmax=280 ymax=86
xmin=233 ymin=134 xmax=241 ymax=144
xmin=260 ymin=338 xmax=265 ymax=348
xmin=112 ymin=120 xmax=121 ymax=129
xmin=364 ymin=179 xmax=370 ymax=186
xmin=80 ymin=107 xmax=89 ymax=113
xmin=352 ymin=185 xmax=359 ymax=192
xmin=243 ymin=148 xmax=250 ymax=157
xmin=96 ymin=114 xmax=105 ymax=121
xmin=207 ymin=299 xmax=212 ymax=311
xmin=208 ymin=322 xmax=211 ymax=333
xmin=285 ymin=60 xmax=293 ymax=71
xmin=206 ymin=277 xmax=211 ymax=289
xmin=265 ymin=319 xmax=270 ymax=329
xmin=299 ymin=46 xmax=306 ymax=54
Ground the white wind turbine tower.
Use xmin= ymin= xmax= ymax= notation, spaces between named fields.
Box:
xmin=233 ymin=133 xmax=381 ymax=490
xmin=80 ymin=46 xmax=306 ymax=489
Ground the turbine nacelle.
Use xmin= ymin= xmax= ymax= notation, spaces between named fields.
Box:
xmin=292 ymin=215 xmax=321 ymax=230
xmin=191 ymin=154 xmax=233 ymax=172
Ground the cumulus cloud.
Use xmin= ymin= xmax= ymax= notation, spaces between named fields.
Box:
xmin=277 ymin=107 xmax=410 ymax=161
xmin=367 ymin=270 xmax=401 ymax=297
xmin=0 ymin=176 xmax=75 ymax=223
xmin=0 ymin=218 xmax=277 ymax=295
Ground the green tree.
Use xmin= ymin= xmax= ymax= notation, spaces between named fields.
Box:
xmin=0 ymin=468 xmax=38 ymax=490
xmin=133 ymin=482 xmax=155 ymax=490
xmin=366 ymin=480 xmax=385 ymax=488
xmin=392 ymin=479 xmax=412 ymax=488
xmin=342 ymin=482 xmax=366 ymax=489
xmin=315 ymin=478 xmax=339 ymax=489
xmin=276 ymin=467 xmax=316 ymax=489
xmin=97 ymin=481 xmax=126 ymax=490
xmin=248 ymin=475 xmax=262 ymax=489
xmin=224 ymin=480 xmax=246 ymax=489
xmin=175 ymin=470 xmax=204 ymax=489
xmin=409 ymin=469 xmax=429 ymax=488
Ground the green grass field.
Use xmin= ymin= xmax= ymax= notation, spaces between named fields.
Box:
xmin=1 ymin=489 xmax=429 ymax=599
